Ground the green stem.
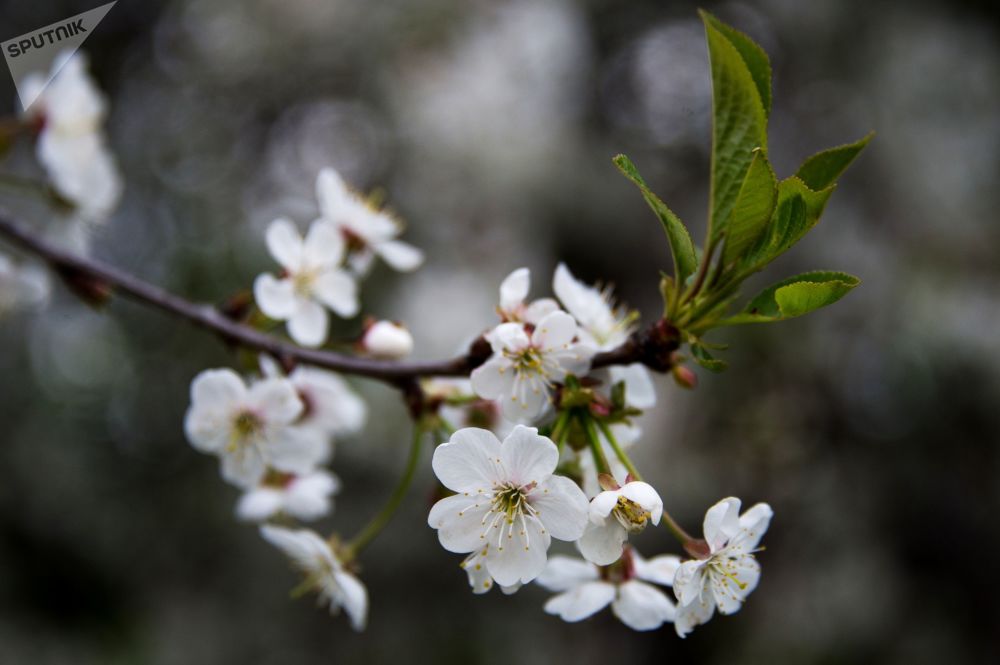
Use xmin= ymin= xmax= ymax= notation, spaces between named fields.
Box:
xmin=343 ymin=426 xmax=425 ymax=559
xmin=660 ymin=509 xmax=696 ymax=545
xmin=550 ymin=410 xmax=572 ymax=452
xmin=595 ymin=419 xmax=641 ymax=481
xmin=581 ymin=415 xmax=611 ymax=476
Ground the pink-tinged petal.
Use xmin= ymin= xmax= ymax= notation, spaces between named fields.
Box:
xmin=303 ymin=220 xmax=345 ymax=268
xmin=523 ymin=298 xmax=560 ymax=325
xmin=577 ymin=520 xmax=627 ymax=566
xmin=315 ymin=168 xmax=352 ymax=221
xmin=672 ymin=560 xmax=707 ymax=607
xmin=703 ymin=497 xmax=742 ymax=552
xmin=288 ymin=298 xmax=329 ymax=347
xmin=265 ymin=428 xmax=327 ymax=475
xmin=313 ymin=269 xmax=359 ymax=318
xmin=489 ymin=322 xmax=531 ymax=353
xmin=531 ymin=474 xmax=588 ymax=541
xmin=248 ymin=378 xmax=303 ymax=424
xmin=733 ymin=502 xmax=773 ymax=553
xmin=484 ymin=517 xmax=550 ymax=586
xmin=470 ymin=357 xmax=515 ymax=400
xmin=620 ymin=481 xmax=663 ymax=524
xmin=711 ymin=556 xmax=761 ymax=614
xmin=532 ymin=310 xmax=578 ymax=351
xmin=536 ymin=556 xmax=599 ymax=592
xmin=265 ymin=218 xmax=304 ymax=270
xmin=633 ymin=552 xmax=682 ymax=587
xmin=674 ymin=592 xmax=716 ymax=638
xmin=428 ymin=494 xmax=493 ymax=553
xmin=588 ymin=490 xmax=621 ymax=523
xmin=333 ymin=570 xmax=368 ymax=631
xmin=608 ymin=364 xmax=656 ymax=409
xmin=376 ymin=240 xmax=424 ymax=271
xmin=253 ymin=274 xmax=296 ymax=320
xmin=499 ymin=268 xmax=530 ymax=311
xmin=500 ymin=426 xmax=558 ymax=486
xmin=544 ymin=581 xmax=616 ymax=622
xmin=612 ymin=580 xmax=676 ymax=631
xmin=431 ymin=428 xmax=503 ymax=492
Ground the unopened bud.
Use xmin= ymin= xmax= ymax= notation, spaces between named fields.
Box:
xmin=672 ymin=363 xmax=697 ymax=389
xmin=361 ymin=320 xmax=413 ymax=359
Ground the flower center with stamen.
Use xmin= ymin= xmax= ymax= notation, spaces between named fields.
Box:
xmin=292 ymin=269 xmax=318 ymax=296
xmin=506 ymin=346 xmax=544 ymax=373
xmin=229 ymin=410 xmax=263 ymax=451
xmin=612 ymin=495 xmax=651 ymax=533
xmin=479 ymin=481 xmax=545 ymax=553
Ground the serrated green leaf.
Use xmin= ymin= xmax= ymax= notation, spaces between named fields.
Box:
xmin=722 ymin=150 xmax=777 ymax=266
xmin=795 ymin=131 xmax=874 ymax=191
xmin=714 ymin=271 xmax=860 ymax=326
xmin=738 ymin=176 xmax=833 ymax=273
xmin=702 ymin=11 xmax=769 ymax=247
xmin=614 ymin=154 xmax=698 ymax=283
xmin=700 ymin=11 xmax=772 ymax=117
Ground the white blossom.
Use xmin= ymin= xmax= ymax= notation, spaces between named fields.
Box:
xmin=361 ymin=320 xmax=413 ymax=358
xmin=578 ymin=480 xmax=663 ymax=565
xmin=471 ymin=310 xmax=594 ymax=422
xmin=0 ymin=253 xmax=50 ymax=315
xmin=315 ymin=167 xmax=423 ymax=274
xmin=496 ymin=267 xmax=558 ymax=324
xmin=537 ymin=549 xmax=680 ymax=631
xmin=553 ymin=263 xmax=654 ymax=409
xmin=21 ymin=51 xmax=122 ymax=218
xmin=237 ymin=470 xmax=340 ymax=522
xmin=428 ymin=425 xmax=588 ymax=587
xmin=254 ymin=218 xmax=359 ymax=347
xmin=183 ymin=369 xmax=326 ymax=488
xmin=672 ymin=497 xmax=773 ymax=637
xmin=260 ymin=525 xmax=367 ymax=631
xmin=260 ymin=356 xmax=366 ymax=446
xmin=460 ymin=544 xmax=521 ymax=595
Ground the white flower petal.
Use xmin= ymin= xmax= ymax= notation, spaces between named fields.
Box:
xmin=315 ymin=168 xmax=352 ymax=221
xmin=672 ymin=560 xmax=707 ymax=607
xmin=220 ymin=445 xmax=267 ymax=488
xmin=428 ymin=494 xmax=493 ymax=553
xmin=734 ymin=502 xmax=773 ymax=552
xmin=484 ymin=517 xmax=549 ymax=586
xmin=333 ymin=570 xmax=368 ymax=631
xmin=313 ymin=269 xmax=359 ymax=318
xmin=535 ymin=555 xmax=599 ymax=592
xmin=608 ymin=364 xmax=656 ymax=409
xmin=288 ymin=298 xmax=329 ymax=347
xmin=577 ymin=520 xmax=627 ymax=566
xmin=532 ymin=310 xmax=578 ymax=351
xmin=523 ymin=298 xmax=560 ymax=324
xmin=711 ymin=556 xmax=761 ymax=615
xmin=190 ymin=368 xmax=247 ymax=410
xmin=470 ymin=356 xmax=515 ymax=400
xmin=265 ymin=428 xmax=329 ymax=476
xmin=303 ymin=220 xmax=345 ymax=268
xmin=236 ymin=487 xmax=284 ymax=522
xmin=674 ymin=594 xmax=716 ymax=638
xmin=612 ymin=580 xmax=676 ymax=631
xmin=376 ymin=239 xmax=424 ymax=271
xmin=499 ymin=425 xmax=558 ymax=487
xmin=265 ymin=218 xmax=304 ymax=270
xmin=620 ymin=481 xmax=663 ymax=525
xmin=253 ymin=274 xmax=296 ymax=320
xmin=499 ymin=267 xmax=530 ymax=311
xmin=703 ymin=497 xmax=743 ymax=552
xmin=588 ymin=490 xmax=621 ymax=522
xmin=247 ymin=378 xmax=303 ymax=424
xmin=633 ymin=552 xmax=682 ymax=587
xmin=531 ymin=474 xmax=589 ymax=541
xmin=431 ymin=428 xmax=503 ymax=492
xmin=544 ymin=581 xmax=616 ymax=622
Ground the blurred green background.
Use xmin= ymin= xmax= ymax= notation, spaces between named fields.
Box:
xmin=1 ymin=0 xmax=998 ymax=663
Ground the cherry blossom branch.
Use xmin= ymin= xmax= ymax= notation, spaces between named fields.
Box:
xmin=0 ymin=215 xmax=681 ymax=388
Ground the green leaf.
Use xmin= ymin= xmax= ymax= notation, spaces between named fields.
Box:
xmin=700 ymin=11 xmax=772 ymax=117
xmin=721 ymin=149 xmax=777 ymax=266
xmin=701 ymin=11 xmax=769 ymax=247
xmin=614 ymin=154 xmax=698 ymax=283
xmin=795 ymin=131 xmax=874 ymax=191
xmin=738 ymin=176 xmax=833 ymax=273
xmin=691 ymin=344 xmax=728 ymax=372
xmin=715 ymin=271 xmax=860 ymax=325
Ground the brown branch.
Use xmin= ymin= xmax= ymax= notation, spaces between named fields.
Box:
xmin=0 ymin=214 xmax=678 ymax=386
